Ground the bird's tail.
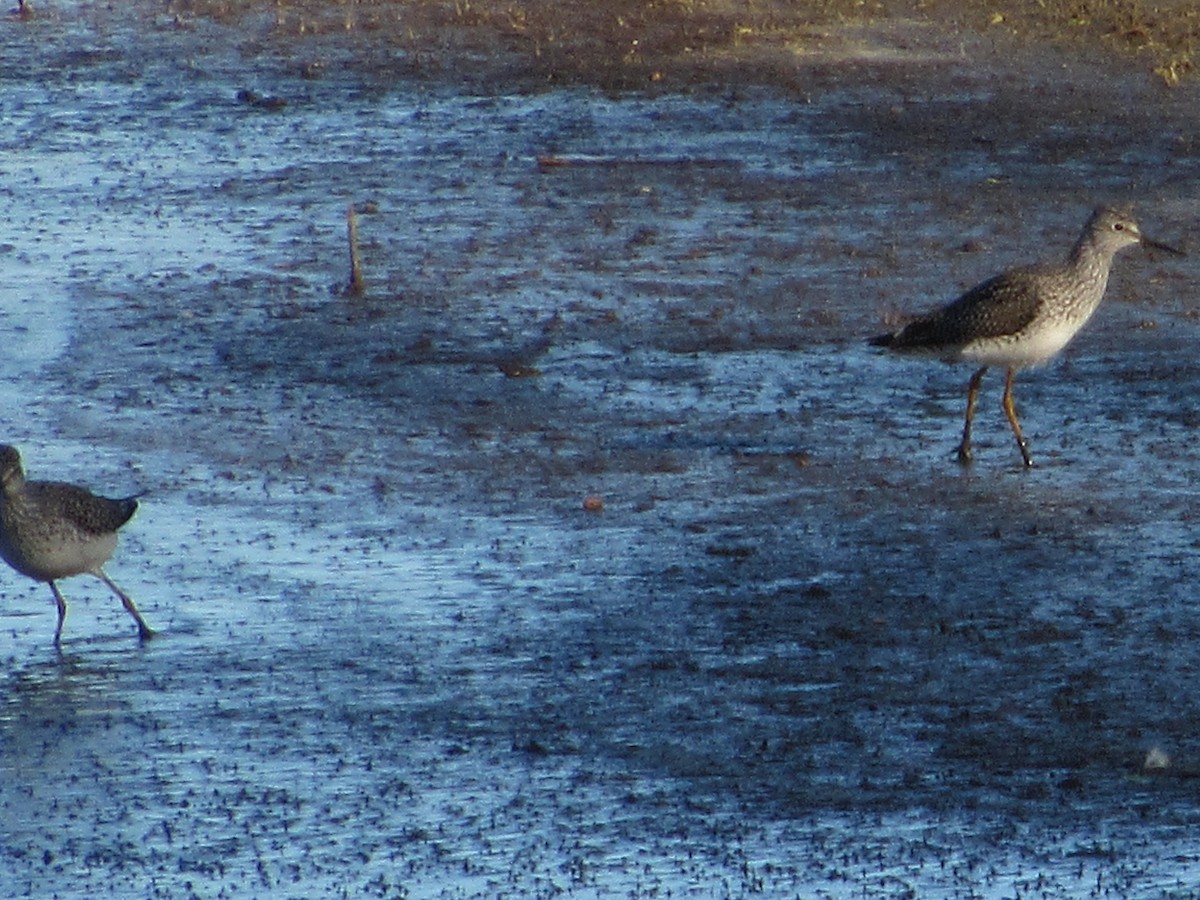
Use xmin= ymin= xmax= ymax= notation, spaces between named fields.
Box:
xmin=867 ymin=331 xmax=897 ymax=348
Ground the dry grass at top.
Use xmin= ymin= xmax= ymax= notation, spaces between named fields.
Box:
xmin=162 ymin=0 xmax=1200 ymax=88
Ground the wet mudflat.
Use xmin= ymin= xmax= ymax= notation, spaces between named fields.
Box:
xmin=3 ymin=3 xmax=1200 ymax=897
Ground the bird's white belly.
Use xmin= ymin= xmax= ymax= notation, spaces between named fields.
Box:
xmin=960 ymin=316 xmax=1090 ymax=369
xmin=0 ymin=530 xmax=117 ymax=582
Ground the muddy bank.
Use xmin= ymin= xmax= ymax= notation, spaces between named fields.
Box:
xmin=159 ymin=0 xmax=1199 ymax=90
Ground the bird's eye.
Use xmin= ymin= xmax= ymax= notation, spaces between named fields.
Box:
xmin=1113 ymin=222 xmax=1125 ymax=231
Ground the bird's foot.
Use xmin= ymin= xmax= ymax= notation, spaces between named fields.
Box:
xmin=955 ymin=443 xmax=974 ymax=466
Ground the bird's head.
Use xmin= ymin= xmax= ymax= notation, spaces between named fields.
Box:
xmin=0 ymin=445 xmax=24 ymax=494
xmin=1088 ymin=206 xmax=1183 ymax=257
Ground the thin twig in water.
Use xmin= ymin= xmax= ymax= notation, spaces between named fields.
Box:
xmin=346 ymin=203 xmax=365 ymax=296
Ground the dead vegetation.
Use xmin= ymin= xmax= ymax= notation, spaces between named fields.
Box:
xmin=161 ymin=0 xmax=1200 ymax=87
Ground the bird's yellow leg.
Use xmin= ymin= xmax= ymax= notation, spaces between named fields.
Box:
xmin=1002 ymin=367 xmax=1033 ymax=468
xmin=957 ymin=366 xmax=988 ymax=465
xmin=50 ymin=582 xmax=68 ymax=646
xmin=97 ymin=570 xmax=155 ymax=641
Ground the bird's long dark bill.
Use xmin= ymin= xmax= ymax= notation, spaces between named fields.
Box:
xmin=1143 ymin=235 xmax=1185 ymax=256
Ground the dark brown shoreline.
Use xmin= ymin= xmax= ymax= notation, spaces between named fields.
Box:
xmin=160 ymin=0 xmax=1197 ymax=90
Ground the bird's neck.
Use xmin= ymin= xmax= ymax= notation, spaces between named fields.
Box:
xmin=1068 ymin=239 xmax=1116 ymax=281
xmin=1063 ymin=241 xmax=1114 ymax=311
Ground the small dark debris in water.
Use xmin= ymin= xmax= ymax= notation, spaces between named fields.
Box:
xmin=497 ymin=362 xmax=541 ymax=377
xmin=1059 ymin=773 xmax=1086 ymax=792
xmin=627 ymin=226 xmax=658 ymax=248
xmin=959 ymin=239 xmax=988 ymax=253
xmin=299 ymin=60 xmax=326 ymax=80
xmin=1016 ymin=781 xmax=1051 ymax=801
xmin=236 ymin=89 xmax=287 ymax=110
xmin=582 ymin=495 xmax=604 ymax=513
xmin=1017 ymin=622 xmax=1074 ymax=645
xmin=408 ymin=334 xmax=435 ymax=354
xmin=703 ymin=544 xmax=755 ymax=559
xmin=825 ymin=624 xmax=860 ymax=642
xmin=513 ymin=738 xmax=549 ymax=756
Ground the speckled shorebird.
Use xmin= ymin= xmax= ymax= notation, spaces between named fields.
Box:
xmin=869 ymin=206 xmax=1183 ymax=466
xmin=0 ymin=445 xmax=153 ymax=644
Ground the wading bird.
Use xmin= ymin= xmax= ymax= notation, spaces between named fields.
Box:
xmin=0 ymin=444 xmax=153 ymax=644
xmin=869 ymin=206 xmax=1182 ymax=466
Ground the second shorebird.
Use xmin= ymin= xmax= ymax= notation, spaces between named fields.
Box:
xmin=0 ymin=445 xmax=153 ymax=645
xmin=870 ymin=206 xmax=1182 ymax=466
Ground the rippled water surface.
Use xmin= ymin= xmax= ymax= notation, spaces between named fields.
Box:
xmin=3 ymin=4 xmax=1200 ymax=897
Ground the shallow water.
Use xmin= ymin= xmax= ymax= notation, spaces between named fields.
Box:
xmin=3 ymin=4 xmax=1200 ymax=897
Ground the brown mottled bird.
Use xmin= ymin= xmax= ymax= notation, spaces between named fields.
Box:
xmin=870 ymin=206 xmax=1182 ymax=466
xmin=0 ymin=445 xmax=153 ymax=644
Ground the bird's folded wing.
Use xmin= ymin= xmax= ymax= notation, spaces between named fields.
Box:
xmin=893 ymin=271 xmax=1046 ymax=348
xmin=29 ymin=482 xmax=138 ymax=534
